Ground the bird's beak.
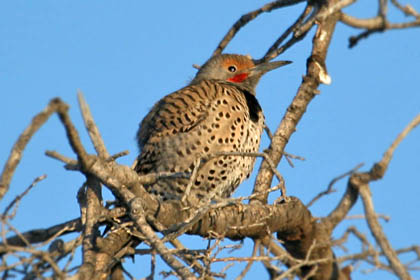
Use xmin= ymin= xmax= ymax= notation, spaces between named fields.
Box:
xmin=249 ymin=60 xmax=292 ymax=77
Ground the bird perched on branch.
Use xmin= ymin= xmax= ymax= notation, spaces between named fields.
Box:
xmin=135 ymin=54 xmax=290 ymax=204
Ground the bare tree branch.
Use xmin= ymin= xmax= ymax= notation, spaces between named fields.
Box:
xmin=0 ymin=99 xmax=63 ymax=200
xmin=306 ymin=163 xmax=363 ymax=208
xmin=358 ymin=184 xmax=411 ymax=280
xmin=252 ymin=1 xmax=340 ymax=204
xmin=338 ymin=0 xmax=420 ymax=47
xmin=1 ymin=1 xmax=419 ymax=279
xmin=213 ymin=0 xmax=306 ymax=57
xmin=77 ymin=91 xmax=110 ymax=159
xmin=77 ymin=177 xmax=103 ymax=279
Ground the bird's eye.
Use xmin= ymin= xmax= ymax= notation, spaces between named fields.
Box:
xmin=228 ymin=65 xmax=237 ymax=72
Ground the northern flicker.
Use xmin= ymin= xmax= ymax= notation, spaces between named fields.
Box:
xmin=135 ymin=54 xmax=290 ymax=204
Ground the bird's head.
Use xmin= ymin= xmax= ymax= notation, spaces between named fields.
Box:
xmin=191 ymin=54 xmax=291 ymax=94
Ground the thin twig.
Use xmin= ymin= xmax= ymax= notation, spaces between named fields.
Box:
xmin=2 ymin=175 xmax=47 ymax=218
xmin=169 ymin=239 xmax=210 ymax=277
xmin=181 ymin=158 xmax=202 ymax=204
xmin=262 ymin=4 xmax=313 ymax=62
xmin=45 ymin=150 xmax=78 ymax=165
xmin=264 ymin=126 xmax=305 ymax=168
xmin=235 ymin=240 xmax=259 ymax=280
xmin=345 ymin=213 xmax=390 ymax=222
xmin=390 ymin=0 xmax=420 ymax=18
xmin=379 ymin=114 xmax=420 ymax=169
xmin=106 ymin=150 xmax=130 ymax=162
xmin=306 ymin=163 xmax=363 ymax=207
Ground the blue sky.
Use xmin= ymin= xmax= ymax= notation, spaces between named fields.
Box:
xmin=1 ymin=1 xmax=419 ymax=279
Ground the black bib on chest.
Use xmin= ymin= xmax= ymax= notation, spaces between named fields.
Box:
xmin=243 ymin=89 xmax=262 ymax=123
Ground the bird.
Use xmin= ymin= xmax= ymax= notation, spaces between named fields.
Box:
xmin=135 ymin=54 xmax=290 ymax=205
